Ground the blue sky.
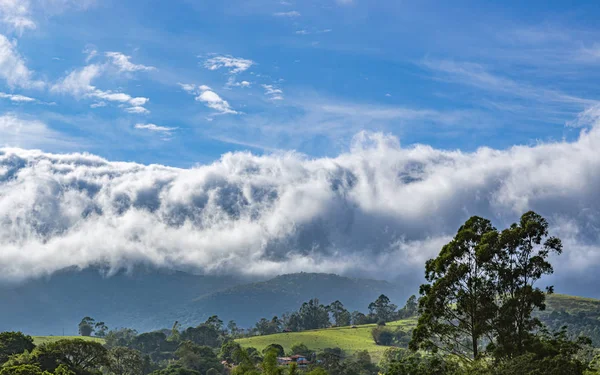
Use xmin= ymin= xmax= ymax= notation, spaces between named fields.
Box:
xmin=2 ymin=0 xmax=600 ymax=166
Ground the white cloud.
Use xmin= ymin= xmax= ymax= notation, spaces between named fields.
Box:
xmin=180 ymin=83 xmax=238 ymax=115
xmin=106 ymin=52 xmax=156 ymax=73
xmin=124 ymin=106 xmax=149 ymax=114
xmin=204 ymin=55 xmax=254 ymax=74
xmin=52 ymin=64 xmax=150 ymax=113
xmin=0 ymin=113 xmax=72 ymax=149
xmin=0 ymin=0 xmax=95 ymax=35
xmin=5 ymin=129 xmax=600 ymax=286
xmin=90 ymin=101 xmax=106 ymax=108
xmin=0 ymin=92 xmax=35 ymax=102
xmin=262 ymin=84 xmax=284 ymax=100
xmin=0 ymin=0 xmax=36 ymax=34
xmin=179 ymin=83 xmax=196 ymax=93
xmin=274 ymin=11 xmax=301 ymax=17
xmin=196 ymin=90 xmax=237 ymax=114
xmin=226 ymin=76 xmax=252 ymax=88
xmin=83 ymin=46 xmax=97 ymax=62
xmin=135 ymin=123 xmax=176 ymax=135
xmin=0 ymin=34 xmax=43 ymax=89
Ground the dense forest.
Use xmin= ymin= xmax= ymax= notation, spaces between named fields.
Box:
xmin=2 ymin=211 xmax=600 ymax=375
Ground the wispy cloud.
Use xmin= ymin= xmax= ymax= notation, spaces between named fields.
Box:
xmin=52 ymin=64 xmax=150 ymax=113
xmin=135 ymin=123 xmax=176 ymax=137
xmin=421 ymin=59 xmax=596 ymax=109
xmin=0 ymin=34 xmax=44 ymax=89
xmin=90 ymin=101 xmax=106 ymax=108
xmin=0 ymin=0 xmax=96 ymax=35
xmin=83 ymin=45 xmax=97 ymax=62
xmin=0 ymin=92 xmax=35 ymax=102
xmin=0 ymin=113 xmax=74 ymax=149
xmin=106 ymin=52 xmax=156 ymax=72
xmin=203 ymin=55 xmax=254 ymax=74
xmin=179 ymin=83 xmax=238 ymax=115
xmin=0 ymin=0 xmax=36 ymax=34
xmin=262 ymin=84 xmax=284 ymax=100
xmin=273 ymin=11 xmax=301 ymax=17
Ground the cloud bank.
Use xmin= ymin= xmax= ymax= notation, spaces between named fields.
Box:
xmin=2 ymin=129 xmax=600 ymax=288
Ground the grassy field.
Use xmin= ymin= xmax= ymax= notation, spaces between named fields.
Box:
xmin=236 ymin=319 xmax=416 ymax=362
xmin=33 ymin=336 xmax=105 ymax=345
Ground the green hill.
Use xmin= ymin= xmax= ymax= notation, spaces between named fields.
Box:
xmin=236 ymin=319 xmax=417 ymax=362
xmin=235 ymin=293 xmax=600 ymax=361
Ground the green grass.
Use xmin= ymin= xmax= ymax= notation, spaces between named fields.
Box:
xmin=33 ymin=336 xmax=105 ymax=345
xmin=236 ymin=319 xmax=416 ymax=362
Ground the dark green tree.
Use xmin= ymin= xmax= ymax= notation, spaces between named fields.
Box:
xmin=175 ymin=341 xmax=222 ymax=375
xmin=298 ymin=299 xmax=330 ymax=330
xmin=492 ymin=327 xmax=592 ymax=375
xmin=104 ymin=328 xmax=138 ymax=349
xmin=130 ymin=332 xmax=168 ymax=358
xmin=94 ymin=322 xmax=108 ymax=338
xmin=351 ymin=311 xmax=368 ymax=326
xmin=316 ymin=348 xmax=343 ymax=375
xmin=261 ymin=348 xmax=283 ymax=375
xmin=262 ymin=344 xmax=284 ymax=357
xmin=107 ymin=346 xmax=144 ymax=375
xmin=347 ymin=350 xmax=378 ymax=375
xmin=181 ymin=326 xmax=219 ymax=348
xmin=78 ymin=317 xmax=95 ymax=337
xmin=399 ymin=295 xmax=418 ymax=318
xmin=371 ymin=327 xmax=394 ymax=346
xmin=290 ymin=343 xmax=311 ymax=358
xmin=227 ymin=321 xmax=240 ymax=337
xmin=410 ymin=216 xmax=498 ymax=360
xmin=368 ymin=295 xmax=397 ymax=323
xmin=327 ymin=301 xmax=351 ymax=327
xmin=219 ymin=341 xmax=241 ymax=363
xmin=230 ymin=347 xmax=258 ymax=375
xmin=0 ymin=331 xmax=36 ymax=364
xmin=204 ymin=316 xmax=224 ymax=332
xmin=35 ymin=339 xmax=108 ymax=374
xmin=490 ymin=211 xmax=563 ymax=359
